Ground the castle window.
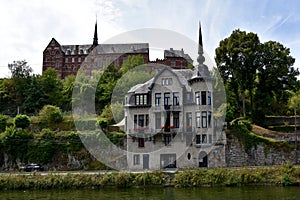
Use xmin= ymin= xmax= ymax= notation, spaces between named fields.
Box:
xmin=186 ymin=112 xmax=192 ymax=128
xmin=138 ymin=138 xmax=145 ymax=148
xmin=106 ymin=56 xmax=111 ymax=66
xmin=170 ymin=60 xmax=176 ymax=67
xmin=195 ymin=92 xmax=200 ymax=105
xmin=173 ymin=92 xmax=179 ymax=106
xmin=155 ymin=93 xmax=161 ymax=106
xmin=78 ymin=57 xmax=81 ymax=62
xmin=202 ymin=111 xmax=207 ymax=128
xmin=135 ymin=94 xmax=148 ymax=105
xmin=134 ymin=114 xmax=149 ymax=129
xmin=114 ymin=56 xmax=118 ymax=66
xmin=196 ymin=135 xmax=201 ymax=144
xmin=55 ymin=53 xmax=60 ymax=58
xmin=201 ymin=91 xmax=206 ymax=105
xmin=133 ymin=154 xmax=140 ymax=165
xmin=173 ymin=112 xmax=179 ymax=128
xmin=208 ymin=111 xmax=212 ymax=128
xmin=65 ymin=58 xmax=68 ymax=63
xmin=55 ymin=63 xmax=60 ymax=68
xmin=164 ymin=93 xmax=170 ymax=106
xmin=207 ymin=91 xmax=211 ymax=105
xmin=196 ymin=112 xmax=201 ymax=128
xmin=202 ymin=134 xmax=207 ymax=143
xmin=162 ymin=78 xmax=172 ymax=86
xmin=72 ymin=57 xmax=75 ymax=63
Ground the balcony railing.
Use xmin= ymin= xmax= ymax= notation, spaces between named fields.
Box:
xmin=153 ymin=105 xmax=182 ymax=111
xmin=129 ymin=127 xmax=153 ymax=135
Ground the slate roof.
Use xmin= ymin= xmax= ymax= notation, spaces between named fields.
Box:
xmin=128 ymin=68 xmax=194 ymax=93
xmin=164 ymin=48 xmax=193 ymax=63
xmin=95 ymin=43 xmax=149 ymax=54
xmin=60 ymin=43 xmax=149 ymax=55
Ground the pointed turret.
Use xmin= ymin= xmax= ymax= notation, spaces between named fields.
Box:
xmin=194 ymin=21 xmax=209 ymax=77
xmin=197 ymin=21 xmax=205 ymax=66
xmin=93 ymin=20 xmax=98 ymax=46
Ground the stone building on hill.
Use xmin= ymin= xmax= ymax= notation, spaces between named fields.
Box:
xmin=42 ymin=22 xmax=192 ymax=79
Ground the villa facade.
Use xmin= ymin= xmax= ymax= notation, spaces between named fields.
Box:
xmin=124 ymin=24 xmax=226 ymax=170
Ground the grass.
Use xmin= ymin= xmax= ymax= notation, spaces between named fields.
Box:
xmin=0 ymin=165 xmax=300 ymax=190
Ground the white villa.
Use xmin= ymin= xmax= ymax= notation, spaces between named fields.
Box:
xmin=124 ymin=24 xmax=226 ymax=170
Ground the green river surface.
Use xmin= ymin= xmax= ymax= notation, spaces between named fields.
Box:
xmin=0 ymin=186 xmax=299 ymax=200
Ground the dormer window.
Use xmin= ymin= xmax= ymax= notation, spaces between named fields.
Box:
xmin=135 ymin=94 xmax=148 ymax=105
xmin=162 ymin=78 xmax=172 ymax=86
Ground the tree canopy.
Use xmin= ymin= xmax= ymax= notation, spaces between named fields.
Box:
xmin=215 ymin=29 xmax=299 ymax=123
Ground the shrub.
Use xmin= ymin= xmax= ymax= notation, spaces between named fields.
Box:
xmin=230 ymin=117 xmax=252 ymax=131
xmin=39 ymin=105 xmax=63 ymax=124
xmin=0 ymin=115 xmax=8 ymax=132
xmin=14 ymin=114 xmax=30 ymax=129
xmin=97 ymin=118 xmax=109 ymax=129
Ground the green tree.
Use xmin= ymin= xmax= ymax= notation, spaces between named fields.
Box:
xmin=23 ymin=75 xmax=46 ymax=114
xmin=254 ymin=41 xmax=298 ymax=117
xmin=39 ymin=105 xmax=63 ymax=124
xmin=1 ymin=126 xmax=33 ymax=162
xmin=215 ymin=30 xmax=299 ymax=121
xmin=8 ymin=60 xmax=32 ymax=79
xmin=215 ymin=29 xmax=260 ymax=117
xmin=120 ymin=55 xmax=145 ymax=74
xmin=41 ymin=68 xmax=63 ymax=107
xmin=0 ymin=115 xmax=9 ymax=132
xmin=7 ymin=60 xmax=33 ymax=114
xmin=62 ymin=75 xmax=76 ymax=111
xmin=0 ymin=78 xmax=16 ymax=114
xmin=96 ymin=64 xmax=122 ymax=111
xmin=14 ymin=114 xmax=30 ymax=129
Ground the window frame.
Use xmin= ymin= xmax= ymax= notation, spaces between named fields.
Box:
xmin=133 ymin=154 xmax=140 ymax=165
xmin=173 ymin=92 xmax=179 ymax=106
xmin=196 ymin=112 xmax=201 ymax=128
xmin=195 ymin=91 xmax=200 ymax=105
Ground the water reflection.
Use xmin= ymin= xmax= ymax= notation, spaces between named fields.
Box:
xmin=1 ymin=186 xmax=299 ymax=200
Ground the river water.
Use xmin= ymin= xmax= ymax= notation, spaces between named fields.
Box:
xmin=1 ymin=186 xmax=299 ymax=200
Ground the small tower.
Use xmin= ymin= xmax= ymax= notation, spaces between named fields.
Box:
xmin=93 ymin=20 xmax=98 ymax=46
xmin=194 ymin=21 xmax=209 ymax=77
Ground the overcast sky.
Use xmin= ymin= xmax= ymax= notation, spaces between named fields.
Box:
xmin=1 ymin=0 xmax=300 ymax=78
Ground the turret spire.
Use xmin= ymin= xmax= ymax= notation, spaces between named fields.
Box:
xmin=197 ymin=21 xmax=205 ymax=65
xmin=93 ymin=19 xmax=98 ymax=46
xmin=194 ymin=21 xmax=209 ymax=77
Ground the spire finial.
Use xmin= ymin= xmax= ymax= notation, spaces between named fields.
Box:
xmin=197 ymin=21 xmax=205 ymax=65
xmin=93 ymin=17 xmax=98 ymax=46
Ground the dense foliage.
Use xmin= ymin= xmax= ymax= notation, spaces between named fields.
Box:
xmin=39 ymin=105 xmax=63 ymax=124
xmin=215 ymin=29 xmax=299 ymax=124
xmin=13 ymin=114 xmax=30 ymax=129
